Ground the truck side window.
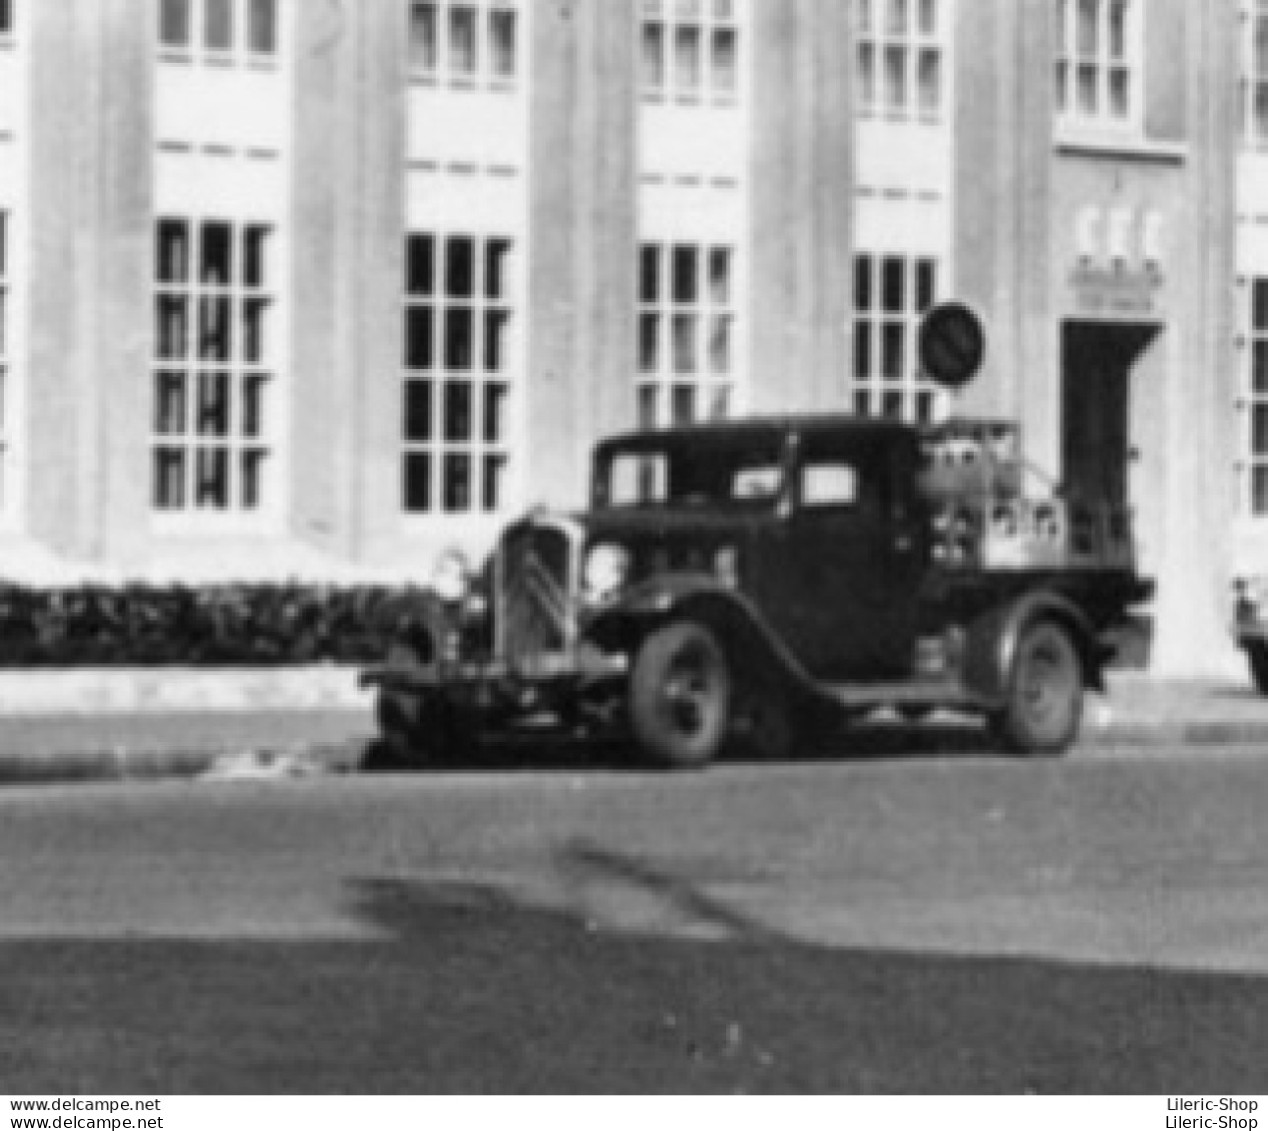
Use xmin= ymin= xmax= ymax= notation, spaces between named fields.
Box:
xmin=801 ymin=461 xmax=860 ymax=509
xmin=733 ymin=464 xmax=782 ymax=500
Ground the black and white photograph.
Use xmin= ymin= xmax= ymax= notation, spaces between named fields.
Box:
xmin=0 ymin=0 xmax=1266 ymax=1113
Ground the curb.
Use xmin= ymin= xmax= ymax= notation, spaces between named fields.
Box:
xmin=0 ymin=666 xmax=372 ymax=716
xmin=1084 ymin=720 xmax=1268 ymax=749
xmin=0 ymin=741 xmax=363 ymax=786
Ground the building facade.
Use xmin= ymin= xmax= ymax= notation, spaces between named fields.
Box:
xmin=0 ymin=0 xmax=1254 ymax=675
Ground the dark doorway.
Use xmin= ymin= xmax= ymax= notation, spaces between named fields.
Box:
xmin=1060 ymin=321 xmax=1157 ymax=509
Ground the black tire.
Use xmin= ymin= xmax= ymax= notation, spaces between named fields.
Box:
xmin=992 ymin=619 xmax=1084 ymax=757
xmin=629 ymin=621 xmax=731 ymax=769
xmin=1247 ymin=640 xmax=1268 ymax=696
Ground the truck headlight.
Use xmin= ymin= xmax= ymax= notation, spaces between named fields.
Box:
xmin=431 ymin=547 xmax=471 ymax=604
xmin=584 ymin=543 xmax=631 ymax=602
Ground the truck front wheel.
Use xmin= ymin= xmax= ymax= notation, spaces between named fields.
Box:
xmin=629 ymin=621 xmax=731 ymax=769
xmin=992 ymin=619 xmax=1083 ymax=757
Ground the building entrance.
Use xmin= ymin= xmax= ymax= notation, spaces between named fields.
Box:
xmin=1060 ymin=321 xmax=1157 ymax=511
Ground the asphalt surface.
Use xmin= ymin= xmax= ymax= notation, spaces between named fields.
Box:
xmin=3 ymin=753 xmax=1268 ymax=1093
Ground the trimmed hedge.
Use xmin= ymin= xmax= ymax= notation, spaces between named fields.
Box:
xmin=0 ymin=582 xmax=437 ymax=667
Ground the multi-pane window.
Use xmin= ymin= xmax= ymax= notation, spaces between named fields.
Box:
xmin=402 ymin=233 xmax=514 ymax=515
xmin=0 ymin=212 xmax=8 ymax=503
xmin=1055 ymin=0 xmax=1137 ymax=126
xmin=1246 ymin=279 xmax=1268 ymax=516
xmin=408 ymin=1 xmax=519 ymax=90
xmin=152 ymin=218 xmax=275 ymax=514
xmin=159 ymin=0 xmax=279 ymax=63
xmin=1242 ymin=2 xmax=1268 ymax=148
xmin=855 ymin=0 xmax=944 ymax=122
xmin=637 ymin=242 xmax=736 ymax=428
xmin=640 ymin=0 xmax=740 ymax=105
xmin=852 ymin=254 xmax=945 ymax=424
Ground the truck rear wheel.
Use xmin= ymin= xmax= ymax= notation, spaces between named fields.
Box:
xmin=629 ymin=621 xmax=731 ymax=769
xmin=993 ymin=619 xmax=1083 ymax=757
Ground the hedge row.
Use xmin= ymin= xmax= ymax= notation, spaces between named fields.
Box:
xmin=0 ymin=583 xmax=436 ymax=667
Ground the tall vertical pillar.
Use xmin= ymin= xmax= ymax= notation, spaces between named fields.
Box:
xmin=527 ymin=0 xmax=637 ymax=509
xmin=291 ymin=0 xmax=358 ymax=556
xmin=25 ymin=0 xmax=152 ymax=565
xmin=341 ymin=2 xmax=406 ymax=560
xmin=91 ymin=0 xmax=154 ymax=567
xmin=1151 ymin=0 xmax=1240 ymax=675
xmin=750 ymin=0 xmax=854 ymax=414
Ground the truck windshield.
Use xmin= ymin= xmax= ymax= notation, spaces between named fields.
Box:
xmin=597 ymin=442 xmax=786 ymax=510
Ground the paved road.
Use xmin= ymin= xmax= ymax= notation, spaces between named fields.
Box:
xmin=3 ymin=748 xmax=1268 ymax=1092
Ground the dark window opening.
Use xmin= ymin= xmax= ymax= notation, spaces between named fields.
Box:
xmin=247 ymin=0 xmax=277 ymax=55
xmin=205 ymin=0 xmax=234 ymax=52
xmin=160 ymin=0 xmax=190 ymax=48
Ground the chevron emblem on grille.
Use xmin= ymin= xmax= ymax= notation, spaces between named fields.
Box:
xmin=522 ymin=551 xmax=570 ymax=630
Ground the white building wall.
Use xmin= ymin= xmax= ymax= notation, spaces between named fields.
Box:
xmin=144 ymin=0 xmax=297 ymax=579
xmin=399 ymin=4 xmax=530 ymax=574
xmin=637 ymin=1 xmax=750 ymax=421
xmin=851 ymin=0 xmax=955 ymax=426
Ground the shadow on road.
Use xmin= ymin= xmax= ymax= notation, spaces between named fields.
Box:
xmin=7 ymin=852 xmax=1268 ymax=1094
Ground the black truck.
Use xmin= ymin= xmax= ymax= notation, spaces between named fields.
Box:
xmin=361 ymin=412 xmax=1152 ymax=769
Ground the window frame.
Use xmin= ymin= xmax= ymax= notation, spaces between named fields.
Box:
xmin=640 ymin=0 xmax=742 ymax=107
xmin=151 ymin=215 xmax=278 ymax=519
xmin=1241 ymin=1 xmax=1268 ymax=150
xmin=1054 ymin=0 xmax=1143 ymax=134
xmin=637 ymin=240 xmax=738 ymax=430
xmin=1244 ymin=277 xmax=1268 ymax=518
xmin=851 ymin=252 xmax=947 ymax=425
xmin=401 ymin=230 xmax=516 ymax=517
xmin=855 ymin=0 xmax=947 ymax=124
xmin=407 ymin=0 xmax=520 ymax=93
xmin=158 ymin=0 xmax=280 ymax=68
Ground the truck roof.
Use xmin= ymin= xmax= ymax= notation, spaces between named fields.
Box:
xmin=596 ymin=414 xmax=922 ymax=456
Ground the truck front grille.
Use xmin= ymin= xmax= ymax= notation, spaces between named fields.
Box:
xmin=497 ymin=521 xmax=577 ymax=673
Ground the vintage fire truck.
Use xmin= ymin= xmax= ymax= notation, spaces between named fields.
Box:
xmin=361 ymin=307 xmax=1153 ymax=769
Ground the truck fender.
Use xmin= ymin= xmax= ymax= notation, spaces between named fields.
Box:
xmin=363 ymin=588 xmax=455 ymax=678
xmin=585 ymin=575 xmax=818 ymax=700
xmin=960 ymin=589 xmax=1107 ymax=708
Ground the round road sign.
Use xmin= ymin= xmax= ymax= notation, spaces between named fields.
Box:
xmin=918 ymin=301 xmax=986 ymax=389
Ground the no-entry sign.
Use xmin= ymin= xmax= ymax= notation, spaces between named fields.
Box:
xmin=918 ymin=301 xmax=986 ymax=389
